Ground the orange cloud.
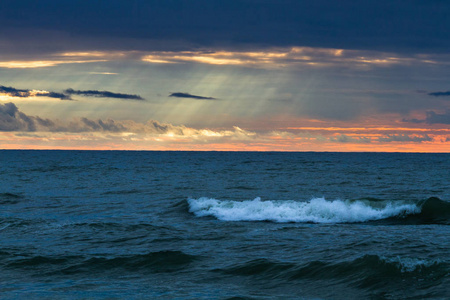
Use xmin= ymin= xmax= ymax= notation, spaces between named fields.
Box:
xmin=0 ymin=102 xmax=448 ymax=152
xmin=0 ymin=128 xmax=448 ymax=152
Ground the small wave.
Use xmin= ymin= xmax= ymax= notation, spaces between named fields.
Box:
xmin=216 ymin=255 xmax=448 ymax=288
xmin=216 ymin=258 xmax=295 ymax=277
xmin=0 ymin=223 xmax=11 ymax=231
xmin=227 ymin=185 xmax=258 ymax=191
xmin=101 ymin=189 xmax=143 ymax=195
xmin=51 ymin=221 xmax=177 ymax=234
xmin=29 ymin=165 xmax=77 ymax=173
xmin=224 ymin=297 xmax=258 ymax=300
xmin=381 ymin=256 xmax=442 ymax=273
xmin=172 ymin=199 xmax=191 ymax=210
xmin=0 ymin=218 xmax=44 ymax=229
xmin=0 ymin=192 xmax=24 ymax=204
xmin=62 ymin=251 xmax=197 ymax=274
xmin=381 ymin=197 xmax=450 ymax=225
xmin=290 ymin=255 xmax=445 ymax=280
xmin=415 ymin=197 xmax=450 ymax=224
xmin=6 ymin=251 xmax=198 ymax=275
xmin=188 ymin=197 xmax=421 ymax=223
xmin=7 ymin=255 xmax=81 ymax=268
xmin=0 ymin=192 xmax=22 ymax=199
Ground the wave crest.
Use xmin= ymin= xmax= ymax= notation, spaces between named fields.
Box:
xmin=6 ymin=251 xmax=197 ymax=275
xmin=188 ymin=197 xmax=422 ymax=223
xmin=216 ymin=255 xmax=447 ymax=284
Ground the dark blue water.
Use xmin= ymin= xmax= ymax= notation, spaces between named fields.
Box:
xmin=0 ymin=151 xmax=449 ymax=299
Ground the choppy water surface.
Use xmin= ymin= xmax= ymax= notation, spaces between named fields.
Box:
xmin=0 ymin=151 xmax=449 ymax=299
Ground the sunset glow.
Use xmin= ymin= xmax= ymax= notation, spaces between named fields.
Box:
xmin=0 ymin=1 xmax=449 ymax=152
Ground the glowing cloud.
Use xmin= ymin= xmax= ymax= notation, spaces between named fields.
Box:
xmin=0 ymin=85 xmax=70 ymax=100
xmin=1 ymin=47 xmax=445 ymax=70
xmin=0 ymin=60 xmax=106 ymax=69
xmin=0 ymin=102 xmax=448 ymax=152
xmin=141 ymin=47 xmax=442 ymax=69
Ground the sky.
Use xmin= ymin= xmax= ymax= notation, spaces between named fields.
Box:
xmin=0 ymin=0 xmax=449 ymax=152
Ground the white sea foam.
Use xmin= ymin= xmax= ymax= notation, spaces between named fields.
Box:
xmin=187 ymin=197 xmax=421 ymax=223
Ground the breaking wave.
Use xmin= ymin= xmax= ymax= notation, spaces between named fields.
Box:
xmin=188 ymin=197 xmax=449 ymax=224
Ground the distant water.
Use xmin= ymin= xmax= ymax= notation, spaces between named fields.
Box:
xmin=0 ymin=150 xmax=449 ymax=299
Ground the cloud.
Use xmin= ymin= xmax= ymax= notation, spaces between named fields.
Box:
xmin=329 ymin=134 xmax=371 ymax=143
xmin=424 ymin=111 xmax=450 ymax=124
xmin=428 ymin=91 xmax=450 ymax=97
xmin=0 ymin=85 xmax=71 ymax=100
xmin=0 ymin=59 xmax=106 ymax=69
xmin=0 ymin=102 xmax=53 ymax=131
xmin=0 ymin=102 xmax=187 ymax=133
xmin=0 ymin=102 xmax=448 ymax=151
xmin=326 ymin=132 xmax=438 ymax=144
xmin=0 ymin=102 xmax=254 ymax=141
xmin=142 ymin=47 xmax=441 ymax=70
xmin=402 ymin=118 xmax=424 ymax=124
xmin=169 ymin=92 xmax=217 ymax=100
xmin=0 ymin=85 xmax=145 ymax=101
xmin=1 ymin=1 xmax=450 ymax=55
xmin=377 ymin=134 xmax=433 ymax=143
xmin=64 ymin=88 xmax=144 ymax=100
xmin=403 ymin=111 xmax=450 ymax=125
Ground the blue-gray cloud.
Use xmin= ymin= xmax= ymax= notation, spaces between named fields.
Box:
xmin=0 ymin=102 xmax=173 ymax=133
xmin=424 ymin=111 xmax=450 ymax=124
xmin=428 ymin=91 xmax=450 ymax=97
xmin=0 ymin=85 xmax=145 ymax=101
xmin=1 ymin=1 xmax=449 ymax=54
xmin=169 ymin=92 xmax=217 ymax=100
xmin=65 ymin=88 xmax=144 ymax=100
xmin=0 ymin=85 xmax=71 ymax=100
xmin=0 ymin=102 xmax=55 ymax=131
xmin=329 ymin=134 xmax=371 ymax=143
xmin=378 ymin=134 xmax=433 ymax=143
xmin=403 ymin=111 xmax=450 ymax=125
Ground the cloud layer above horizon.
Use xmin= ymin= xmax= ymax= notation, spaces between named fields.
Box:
xmin=0 ymin=0 xmax=449 ymax=151
xmin=0 ymin=102 xmax=448 ymax=152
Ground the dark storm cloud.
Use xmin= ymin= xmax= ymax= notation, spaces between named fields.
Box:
xmin=403 ymin=111 xmax=450 ymax=125
xmin=428 ymin=91 xmax=450 ymax=97
xmin=64 ymin=88 xmax=144 ymax=100
xmin=1 ymin=1 xmax=450 ymax=54
xmin=0 ymin=85 xmax=71 ymax=100
xmin=169 ymin=92 xmax=217 ymax=100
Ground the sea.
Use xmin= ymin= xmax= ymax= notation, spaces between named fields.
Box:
xmin=0 ymin=150 xmax=449 ymax=299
